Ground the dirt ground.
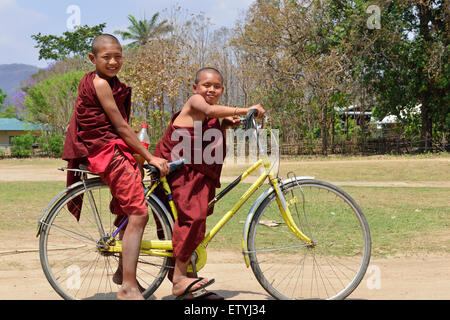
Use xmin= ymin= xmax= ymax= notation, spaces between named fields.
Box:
xmin=1 ymin=248 xmax=450 ymax=300
xmin=0 ymin=159 xmax=449 ymax=300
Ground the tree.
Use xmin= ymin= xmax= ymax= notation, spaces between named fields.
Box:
xmin=232 ymin=0 xmax=356 ymax=155
xmin=0 ymin=105 xmax=17 ymax=118
xmin=363 ymin=0 xmax=449 ymax=152
xmin=31 ymin=24 xmax=106 ymax=61
xmin=232 ymin=0 xmax=448 ymax=155
xmin=0 ymin=88 xmax=17 ymax=118
xmin=23 ymin=70 xmax=86 ymax=134
xmin=114 ymin=13 xmax=173 ymax=47
xmin=0 ymin=88 xmax=5 ymax=105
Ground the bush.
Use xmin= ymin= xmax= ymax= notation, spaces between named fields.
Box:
xmin=11 ymin=134 xmax=34 ymax=157
xmin=37 ymin=133 xmax=64 ymax=158
xmin=48 ymin=133 xmax=64 ymax=157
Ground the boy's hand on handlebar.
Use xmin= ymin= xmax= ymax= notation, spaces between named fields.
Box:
xmin=250 ymin=104 xmax=265 ymax=119
xmin=148 ymin=156 xmax=170 ymax=177
xmin=222 ymin=116 xmax=241 ymax=129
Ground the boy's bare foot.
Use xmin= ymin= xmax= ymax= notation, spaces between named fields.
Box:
xmin=172 ymin=276 xmax=211 ymax=297
xmin=117 ymin=284 xmax=145 ymax=300
xmin=113 ymin=269 xmax=146 ymax=293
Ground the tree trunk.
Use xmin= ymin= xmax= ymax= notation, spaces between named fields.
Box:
xmin=360 ymin=107 xmax=366 ymax=154
xmin=420 ymin=96 xmax=433 ymax=152
xmin=331 ymin=114 xmax=335 ymax=154
xmin=158 ymin=94 xmax=164 ymax=140
xmin=145 ymin=100 xmax=151 ymax=129
xmin=151 ymin=101 xmax=156 ymax=141
xmin=321 ymin=104 xmax=328 ymax=156
xmin=417 ymin=3 xmax=433 ymax=153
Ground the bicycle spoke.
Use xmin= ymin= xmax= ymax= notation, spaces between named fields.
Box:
xmin=250 ymin=243 xmax=311 ymax=253
xmin=45 ymin=222 xmax=97 ymax=245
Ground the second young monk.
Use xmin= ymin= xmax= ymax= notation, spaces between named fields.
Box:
xmin=153 ymin=67 xmax=265 ymax=300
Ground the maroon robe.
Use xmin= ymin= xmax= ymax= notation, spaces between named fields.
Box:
xmin=62 ymin=71 xmax=135 ymax=220
xmin=153 ymin=112 xmax=226 ymax=262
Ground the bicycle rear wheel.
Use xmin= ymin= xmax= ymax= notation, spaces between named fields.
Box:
xmin=247 ymin=179 xmax=371 ymax=300
xmin=39 ymin=178 xmax=173 ymax=300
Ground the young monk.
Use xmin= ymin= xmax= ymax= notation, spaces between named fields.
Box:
xmin=153 ymin=67 xmax=265 ymax=299
xmin=62 ymin=34 xmax=170 ymax=300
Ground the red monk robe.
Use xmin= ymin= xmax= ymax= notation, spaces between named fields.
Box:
xmin=153 ymin=112 xmax=226 ymax=263
xmin=62 ymin=71 xmax=146 ymax=222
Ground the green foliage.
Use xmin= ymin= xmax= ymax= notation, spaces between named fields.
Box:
xmin=0 ymin=88 xmax=6 ymax=105
xmin=0 ymin=88 xmax=15 ymax=119
xmin=10 ymin=134 xmax=34 ymax=157
xmin=37 ymin=133 xmax=64 ymax=158
xmin=0 ymin=105 xmax=17 ymax=118
xmin=363 ymin=0 xmax=449 ymax=150
xmin=24 ymin=70 xmax=86 ymax=134
xmin=31 ymin=24 xmax=106 ymax=61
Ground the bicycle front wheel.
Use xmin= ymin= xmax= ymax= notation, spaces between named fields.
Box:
xmin=247 ymin=179 xmax=371 ymax=300
xmin=39 ymin=178 xmax=173 ymax=300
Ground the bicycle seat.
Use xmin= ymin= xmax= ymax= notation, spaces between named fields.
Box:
xmin=143 ymin=158 xmax=186 ymax=179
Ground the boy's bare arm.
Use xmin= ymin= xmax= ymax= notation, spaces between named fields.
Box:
xmin=189 ymin=94 xmax=265 ymax=118
xmin=93 ymin=77 xmax=169 ymax=175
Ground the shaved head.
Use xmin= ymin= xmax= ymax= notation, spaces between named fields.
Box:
xmin=194 ymin=67 xmax=224 ymax=85
xmin=91 ymin=34 xmax=121 ymax=55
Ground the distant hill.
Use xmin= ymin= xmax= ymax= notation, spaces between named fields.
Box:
xmin=0 ymin=64 xmax=40 ymax=104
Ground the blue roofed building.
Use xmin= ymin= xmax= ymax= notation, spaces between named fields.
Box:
xmin=0 ymin=118 xmax=45 ymax=149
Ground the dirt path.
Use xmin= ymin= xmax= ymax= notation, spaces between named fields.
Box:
xmin=1 ymin=248 xmax=449 ymax=300
xmin=0 ymin=166 xmax=449 ymax=188
xmin=1 ymin=159 xmax=449 ymax=188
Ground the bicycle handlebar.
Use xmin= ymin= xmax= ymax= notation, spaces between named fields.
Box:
xmin=239 ymin=109 xmax=267 ymax=131
xmin=143 ymin=158 xmax=186 ymax=178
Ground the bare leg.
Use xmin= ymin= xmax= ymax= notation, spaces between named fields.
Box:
xmin=172 ymin=258 xmax=209 ymax=297
xmin=113 ymin=230 xmax=125 ymax=285
xmin=113 ymin=229 xmax=146 ymax=293
xmin=117 ymin=214 xmax=149 ymax=300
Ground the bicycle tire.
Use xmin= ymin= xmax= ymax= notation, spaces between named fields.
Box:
xmin=39 ymin=178 xmax=173 ymax=300
xmin=247 ymin=179 xmax=371 ymax=300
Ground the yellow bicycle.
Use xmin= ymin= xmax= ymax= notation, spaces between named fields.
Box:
xmin=37 ymin=110 xmax=371 ymax=300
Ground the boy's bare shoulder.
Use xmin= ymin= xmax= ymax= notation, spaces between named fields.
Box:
xmin=92 ymin=75 xmax=113 ymax=98
xmin=182 ymin=94 xmax=203 ymax=111
xmin=92 ymin=75 xmax=109 ymax=89
xmin=174 ymin=95 xmax=208 ymax=126
xmin=184 ymin=94 xmax=197 ymax=105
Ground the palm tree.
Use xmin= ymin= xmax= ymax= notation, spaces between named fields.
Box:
xmin=114 ymin=13 xmax=173 ymax=47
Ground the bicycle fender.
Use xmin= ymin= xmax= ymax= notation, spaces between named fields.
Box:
xmin=147 ymin=193 xmax=174 ymax=229
xmin=242 ymin=186 xmax=274 ymax=267
xmin=241 ymin=176 xmax=314 ymax=268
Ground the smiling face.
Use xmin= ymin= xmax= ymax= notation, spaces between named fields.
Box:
xmin=193 ymin=70 xmax=224 ymax=105
xmin=89 ymin=42 xmax=123 ymax=80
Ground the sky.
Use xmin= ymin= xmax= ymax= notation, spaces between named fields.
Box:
xmin=0 ymin=0 xmax=253 ymax=68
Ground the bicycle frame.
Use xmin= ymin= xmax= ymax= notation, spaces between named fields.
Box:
xmin=103 ymin=155 xmax=313 ymax=272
